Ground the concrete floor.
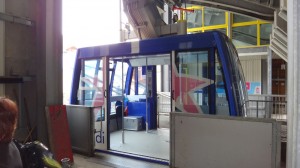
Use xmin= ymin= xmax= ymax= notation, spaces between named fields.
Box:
xmin=73 ymin=152 xmax=169 ymax=168
xmin=73 ymin=113 xmax=171 ymax=168
xmin=75 ymin=115 xmax=170 ymax=167
xmin=110 ymin=128 xmax=169 ymax=160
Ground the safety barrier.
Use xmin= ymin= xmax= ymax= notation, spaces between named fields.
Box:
xmin=157 ymin=92 xmax=171 ymax=128
xmin=246 ymin=94 xmax=287 ymax=121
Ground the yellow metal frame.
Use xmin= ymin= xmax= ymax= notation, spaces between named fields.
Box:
xmin=185 ymin=5 xmax=271 ymax=48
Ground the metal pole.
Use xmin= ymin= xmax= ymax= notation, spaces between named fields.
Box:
xmin=119 ymin=0 xmax=123 ymax=42
xmin=146 ymin=58 xmax=149 ymax=133
xmin=256 ymin=101 xmax=258 ymax=118
xmin=18 ymin=83 xmax=23 ymax=128
xmin=267 ymin=48 xmax=272 ymax=118
xmin=122 ymin=56 xmax=125 ymax=144
xmin=0 ymin=0 xmax=4 ymax=95
xmin=287 ymin=0 xmax=300 ymax=166
xmin=267 ymin=48 xmax=272 ymax=95
xmin=157 ymin=96 xmax=159 ymax=128
xmin=227 ymin=12 xmax=232 ymax=39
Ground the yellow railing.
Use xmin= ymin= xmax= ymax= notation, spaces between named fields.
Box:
xmin=185 ymin=6 xmax=271 ymax=48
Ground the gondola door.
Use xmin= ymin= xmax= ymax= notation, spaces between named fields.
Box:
xmin=81 ymin=57 xmax=109 ymax=150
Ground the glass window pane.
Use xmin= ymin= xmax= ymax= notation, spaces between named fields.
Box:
xmin=232 ymin=25 xmax=257 ymax=47
xmin=233 ymin=14 xmax=256 ymax=23
xmin=79 ymin=59 xmax=103 ymax=106
xmin=215 ymin=51 xmax=229 ymax=115
xmin=175 ymin=51 xmax=209 ymax=114
xmin=260 ymin=24 xmax=272 ymax=45
xmin=112 ymin=61 xmax=128 ymax=96
xmin=138 ymin=67 xmax=146 ymax=95
xmin=130 ymin=68 xmax=136 ymax=95
xmin=187 ymin=9 xmax=202 ymax=28
xmin=204 ymin=8 xmax=225 ymax=26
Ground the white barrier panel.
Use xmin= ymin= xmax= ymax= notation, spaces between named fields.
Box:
xmin=170 ymin=113 xmax=281 ymax=168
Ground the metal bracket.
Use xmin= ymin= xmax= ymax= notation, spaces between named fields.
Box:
xmin=0 ymin=12 xmax=34 ymax=26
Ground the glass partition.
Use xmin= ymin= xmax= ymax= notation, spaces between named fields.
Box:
xmin=233 ymin=14 xmax=256 ymax=23
xmin=204 ymin=8 xmax=225 ymax=26
xmin=232 ymin=25 xmax=257 ymax=47
xmin=260 ymin=23 xmax=272 ymax=45
xmin=187 ymin=9 xmax=202 ymax=28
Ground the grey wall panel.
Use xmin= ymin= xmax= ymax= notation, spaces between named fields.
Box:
xmin=170 ymin=113 xmax=281 ymax=168
xmin=66 ymin=105 xmax=94 ymax=156
xmin=241 ymin=59 xmax=262 ymax=82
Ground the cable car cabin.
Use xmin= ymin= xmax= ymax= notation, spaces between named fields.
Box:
xmin=70 ymin=31 xmax=248 ymax=136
